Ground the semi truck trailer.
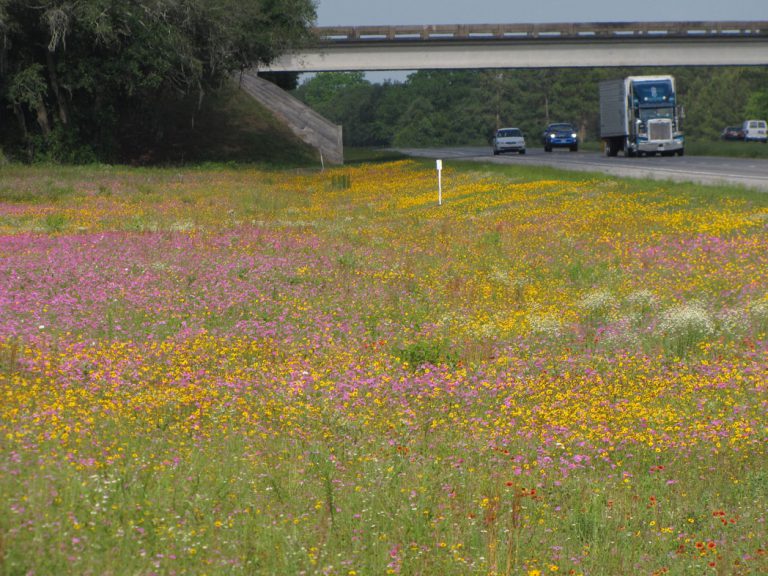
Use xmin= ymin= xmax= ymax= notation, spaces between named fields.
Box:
xmin=600 ymin=75 xmax=684 ymax=157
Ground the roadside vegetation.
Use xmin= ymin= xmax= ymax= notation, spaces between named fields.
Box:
xmin=685 ymin=139 xmax=768 ymax=159
xmin=558 ymin=138 xmax=768 ymax=159
xmin=1 ymin=160 xmax=766 ymax=575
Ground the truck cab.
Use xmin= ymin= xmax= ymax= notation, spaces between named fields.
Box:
xmin=601 ymin=76 xmax=684 ymax=157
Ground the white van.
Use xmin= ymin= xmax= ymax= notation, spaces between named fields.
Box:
xmin=742 ymin=119 xmax=767 ymax=143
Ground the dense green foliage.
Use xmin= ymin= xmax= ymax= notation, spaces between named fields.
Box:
xmin=294 ymin=67 xmax=768 ymax=147
xmin=0 ymin=0 xmax=316 ymax=162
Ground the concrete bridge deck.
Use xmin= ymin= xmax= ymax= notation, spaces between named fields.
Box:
xmin=263 ymin=20 xmax=768 ymax=72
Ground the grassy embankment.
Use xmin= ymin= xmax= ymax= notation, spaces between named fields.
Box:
xmin=0 ymin=81 xmax=321 ymax=167
xmin=1 ymin=156 xmax=767 ymax=575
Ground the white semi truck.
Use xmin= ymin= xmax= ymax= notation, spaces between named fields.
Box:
xmin=600 ymin=75 xmax=684 ymax=157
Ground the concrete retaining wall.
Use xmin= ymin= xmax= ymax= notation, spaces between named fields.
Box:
xmin=239 ymin=72 xmax=344 ymax=165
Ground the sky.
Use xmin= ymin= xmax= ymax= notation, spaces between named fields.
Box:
xmin=315 ymin=0 xmax=768 ymax=27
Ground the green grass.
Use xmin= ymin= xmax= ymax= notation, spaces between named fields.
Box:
xmin=685 ymin=139 xmax=768 ymax=158
xmin=560 ymin=139 xmax=768 ymax=159
xmin=343 ymin=147 xmax=410 ymax=164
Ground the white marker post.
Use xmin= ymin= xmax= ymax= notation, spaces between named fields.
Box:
xmin=436 ymin=159 xmax=443 ymax=206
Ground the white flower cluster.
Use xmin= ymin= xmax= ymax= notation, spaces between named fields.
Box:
xmin=659 ymin=303 xmax=714 ymax=342
xmin=527 ymin=311 xmax=563 ymax=338
xmin=489 ymin=267 xmax=511 ymax=285
xmin=579 ymin=289 xmax=617 ymax=321
xmin=720 ymin=308 xmax=748 ymax=336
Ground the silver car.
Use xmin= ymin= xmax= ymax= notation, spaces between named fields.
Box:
xmin=492 ymin=127 xmax=526 ymax=155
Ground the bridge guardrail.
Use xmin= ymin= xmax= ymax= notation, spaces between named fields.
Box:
xmin=314 ymin=21 xmax=767 ymax=42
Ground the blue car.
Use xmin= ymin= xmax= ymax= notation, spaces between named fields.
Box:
xmin=541 ymin=122 xmax=579 ymax=152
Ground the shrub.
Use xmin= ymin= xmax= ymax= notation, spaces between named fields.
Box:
xmin=394 ymin=339 xmax=457 ymax=368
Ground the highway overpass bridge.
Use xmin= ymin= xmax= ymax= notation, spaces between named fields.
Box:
xmin=263 ymin=21 xmax=768 ymax=72
xmin=248 ymin=21 xmax=766 ymax=164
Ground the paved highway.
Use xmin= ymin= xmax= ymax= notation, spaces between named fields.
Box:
xmin=395 ymin=147 xmax=768 ymax=191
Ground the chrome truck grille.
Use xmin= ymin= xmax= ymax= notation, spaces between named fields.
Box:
xmin=649 ymin=121 xmax=673 ymax=141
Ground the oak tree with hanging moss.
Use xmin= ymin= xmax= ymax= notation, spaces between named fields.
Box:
xmin=0 ymin=0 xmax=316 ymax=162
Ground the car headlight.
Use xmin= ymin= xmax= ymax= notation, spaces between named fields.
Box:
xmin=549 ymin=134 xmax=555 ymax=139
xmin=571 ymin=133 xmax=577 ymax=138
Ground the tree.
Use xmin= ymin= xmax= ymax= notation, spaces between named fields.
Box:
xmin=296 ymin=72 xmax=369 ymax=112
xmin=392 ymin=97 xmax=440 ymax=147
xmin=0 ymin=0 xmax=317 ymax=162
xmin=295 ymin=72 xmax=401 ymax=146
xmin=674 ymin=67 xmax=754 ymax=139
xmin=371 ymin=82 xmax=411 ymax=144
xmin=745 ymin=91 xmax=768 ymax=120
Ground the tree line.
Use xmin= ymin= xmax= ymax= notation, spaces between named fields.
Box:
xmin=294 ymin=67 xmax=768 ymax=147
xmin=0 ymin=0 xmax=315 ymax=162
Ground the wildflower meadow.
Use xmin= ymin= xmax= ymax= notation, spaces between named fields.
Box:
xmin=1 ymin=161 xmax=766 ymax=575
